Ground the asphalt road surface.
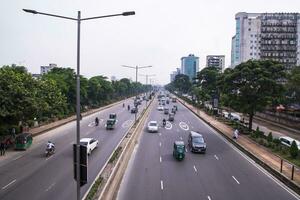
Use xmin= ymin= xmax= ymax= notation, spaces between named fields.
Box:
xmin=0 ymin=98 xmax=146 ymax=200
xmin=117 ymin=98 xmax=300 ymax=200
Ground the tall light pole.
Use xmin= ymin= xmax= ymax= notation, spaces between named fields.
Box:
xmin=139 ymin=74 xmax=155 ymax=107
xmin=23 ymin=9 xmax=135 ymax=200
xmin=122 ymin=65 xmax=152 ymax=121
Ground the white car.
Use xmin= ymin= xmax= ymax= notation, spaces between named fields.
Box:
xmin=148 ymin=121 xmax=158 ymax=133
xmin=80 ymin=138 xmax=99 ymax=155
xmin=157 ymin=106 xmax=164 ymax=111
xmin=279 ymin=136 xmax=300 ymax=149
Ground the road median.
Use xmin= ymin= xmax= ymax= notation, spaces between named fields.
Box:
xmin=82 ymin=98 xmax=154 ymax=200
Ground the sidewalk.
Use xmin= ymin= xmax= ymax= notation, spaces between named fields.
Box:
xmin=178 ymin=98 xmax=300 ymax=193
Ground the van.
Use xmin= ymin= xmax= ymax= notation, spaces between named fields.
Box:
xmin=279 ymin=136 xmax=300 ymax=149
xmin=188 ymin=131 xmax=206 ymax=153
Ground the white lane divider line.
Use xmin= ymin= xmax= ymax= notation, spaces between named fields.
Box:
xmin=159 ymin=142 xmax=162 ymax=147
xmin=214 ymin=155 xmax=219 ymax=160
xmin=160 ymin=180 xmax=164 ymax=190
xmin=207 ymin=196 xmax=212 ymax=200
xmin=193 ymin=165 xmax=198 ymax=173
xmin=13 ymin=155 xmax=23 ymax=161
xmin=46 ymin=155 xmax=54 ymax=161
xmin=45 ymin=182 xmax=56 ymax=192
xmin=185 ymin=148 xmax=188 ymax=153
xmin=232 ymin=176 xmax=240 ymax=184
xmin=160 ymin=156 xmax=162 ymax=163
xmin=2 ymin=179 xmax=16 ymax=190
xmin=159 ymin=133 xmax=161 ymax=136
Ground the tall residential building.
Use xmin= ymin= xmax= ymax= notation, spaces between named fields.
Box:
xmin=40 ymin=63 xmax=57 ymax=75
xmin=181 ymin=54 xmax=199 ymax=81
xmin=231 ymin=12 xmax=300 ymax=70
xmin=170 ymin=68 xmax=181 ymax=82
xmin=206 ymin=55 xmax=225 ymax=71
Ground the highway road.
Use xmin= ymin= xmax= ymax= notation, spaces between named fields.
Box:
xmin=0 ymin=98 xmax=146 ymax=200
xmin=117 ymin=98 xmax=300 ymax=200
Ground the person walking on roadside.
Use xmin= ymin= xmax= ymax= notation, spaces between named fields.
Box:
xmin=0 ymin=141 xmax=5 ymax=156
xmin=233 ymin=129 xmax=239 ymax=139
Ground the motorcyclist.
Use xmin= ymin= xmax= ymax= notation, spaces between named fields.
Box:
xmin=46 ymin=141 xmax=55 ymax=153
xmin=95 ymin=117 xmax=99 ymax=126
xmin=162 ymin=118 xmax=166 ymax=126
xmin=123 ymin=103 xmax=125 ymax=108
xmin=128 ymin=105 xmax=130 ymax=111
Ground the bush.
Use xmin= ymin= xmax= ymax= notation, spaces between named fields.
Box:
xmin=273 ymin=138 xmax=281 ymax=146
xmin=290 ymin=140 xmax=298 ymax=159
xmin=267 ymin=132 xmax=273 ymax=142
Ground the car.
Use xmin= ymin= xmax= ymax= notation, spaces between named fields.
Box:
xmin=106 ymin=119 xmax=116 ymax=130
xmin=188 ymin=131 xmax=206 ymax=153
xmin=173 ymin=141 xmax=185 ymax=161
xmin=80 ymin=138 xmax=99 ymax=155
xmin=147 ymin=121 xmax=158 ymax=133
xmin=157 ymin=106 xmax=164 ymax=111
xmin=164 ymin=107 xmax=169 ymax=115
xmin=279 ymin=136 xmax=300 ymax=149
xmin=131 ymin=107 xmax=138 ymax=113
xmin=168 ymin=113 xmax=175 ymax=121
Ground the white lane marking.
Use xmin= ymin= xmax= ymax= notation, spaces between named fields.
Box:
xmin=165 ymin=121 xmax=172 ymax=130
xmin=88 ymin=122 xmax=95 ymax=127
xmin=13 ymin=155 xmax=23 ymax=161
xmin=193 ymin=165 xmax=198 ymax=173
xmin=183 ymin=100 xmax=300 ymax=199
xmin=185 ymin=148 xmax=188 ymax=153
xmin=208 ymin=196 xmax=212 ymax=200
xmin=232 ymin=176 xmax=240 ymax=184
xmin=179 ymin=122 xmax=189 ymax=131
xmin=46 ymin=155 xmax=54 ymax=161
xmin=214 ymin=155 xmax=219 ymax=160
xmin=45 ymin=182 xmax=56 ymax=192
xmin=159 ymin=133 xmax=161 ymax=136
xmin=159 ymin=142 xmax=162 ymax=147
xmin=160 ymin=156 xmax=162 ymax=163
xmin=160 ymin=180 xmax=164 ymax=190
xmin=2 ymin=179 xmax=16 ymax=190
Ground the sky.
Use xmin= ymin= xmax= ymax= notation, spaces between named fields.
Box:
xmin=1 ymin=0 xmax=300 ymax=85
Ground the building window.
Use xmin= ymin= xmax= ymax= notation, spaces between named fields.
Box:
xmin=250 ymin=53 xmax=253 ymax=56
xmin=250 ymin=40 xmax=253 ymax=43
xmin=251 ymin=34 xmax=253 ymax=37
xmin=248 ymin=28 xmax=251 ymax=31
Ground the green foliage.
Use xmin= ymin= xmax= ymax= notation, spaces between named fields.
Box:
xmin=290 ymin=140 xmax=298 ymax=159
xmin=267 ymin=132 xmax=273 ymax=142
xmin=218 ymin=60 xmax=286 ymax=131
xmin=165 ymin=74 xmax=192 ymax=94
xmin=286 ymin=66 xmax=300 ymax=104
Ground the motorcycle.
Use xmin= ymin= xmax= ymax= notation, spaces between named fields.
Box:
xmin=162 ymin=119 xmax=166 ymax=127
xmin=45 ymin=147 xmax=55 ymax=157
xmin=95 ymin=117 xmax=99 ymax=126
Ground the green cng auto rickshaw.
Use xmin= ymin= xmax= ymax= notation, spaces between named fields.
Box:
xmin=106 ymin=119 xmax=116 ymax=130
xmin=173 ymin=141 xmax=185 ymax=161
xmin=15 ymin=132 xmax=33 ymax=150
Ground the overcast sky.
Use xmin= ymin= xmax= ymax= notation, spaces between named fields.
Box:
xmin=1 ymin=0 xmax=299 ymax=84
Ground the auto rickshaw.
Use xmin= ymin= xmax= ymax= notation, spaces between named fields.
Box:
xmin=15 ymin=132 xmax=33 ymax=150
xmin=169 ymin=113 xmax=175 ymax=121
xmin=109 ymin=113 xmax=117 ymax=122
xmin=106 ymin=119 xmax=116 ymax=130
xmin=173 ymin=141 xmax=185 ymax=161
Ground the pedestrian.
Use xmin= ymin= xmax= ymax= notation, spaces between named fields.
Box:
xmin=233 ymin=129 xmax=239 ymax=139
xmin=0 ymin=141 xmax=4 ymax=156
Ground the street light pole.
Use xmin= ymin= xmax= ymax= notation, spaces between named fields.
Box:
xmin=23 ymin=9 xmax=135 ymax=200
xmin=76 ymin=11 xmax=81 ymax=200
xmin=122 ymin=65 xmax=152 ymax=121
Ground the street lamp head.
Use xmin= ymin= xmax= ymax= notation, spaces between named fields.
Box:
xmin=122 ymin=11 xmax=135 ymax=16
xmin=23 ymin=9 xmax=38 ymax=14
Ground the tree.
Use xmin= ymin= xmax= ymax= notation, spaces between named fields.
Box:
xmin=290 ymin=140 xmax=298 ymax=159
xmin=194 ymin=67 xmax=221 ymax=103
xmin=286 ymin=66 xmax=300 ymax=104
xmin=219 ymin=60 xmax=286 ymax=131
xmin=173 ymin=74 xmax=192 ymax=94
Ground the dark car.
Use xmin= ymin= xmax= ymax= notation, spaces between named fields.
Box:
xmin=131 ymin=107 xmax=138 ymax=113
xmin=188 ymin=131 xmax=206 ymax=153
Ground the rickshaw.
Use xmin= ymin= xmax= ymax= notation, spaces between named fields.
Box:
xmin=173 ymin=141 xmax=185 ymax=161
xmin=106 ymin=119 xmax=116 ymax=130
xmin=164 ymin=107 xmax=169 ymax=115
xmin=15 ymin=132 xmax=33 ymax=150
xmin=109 ymin=113 xmax=117 ymax=122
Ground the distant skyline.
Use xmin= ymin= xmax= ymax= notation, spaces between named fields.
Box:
xmin=1 ymin=0 xmax=299 ymax=84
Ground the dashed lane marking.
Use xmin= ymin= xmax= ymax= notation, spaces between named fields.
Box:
xmin=214 ymin=155 xmax=219 ymax=160
xmin=2 ymin=179 xmax=16 ymax=190
xmin=45 ymin=182 xmax=56 ymax=192
xmin=193 ymin=165 xmax=198 ymax=173
xmin=232 ymin=176 xmax=240 ymax=184
xmin=160 ymin=180 xmax=164 ymax=190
